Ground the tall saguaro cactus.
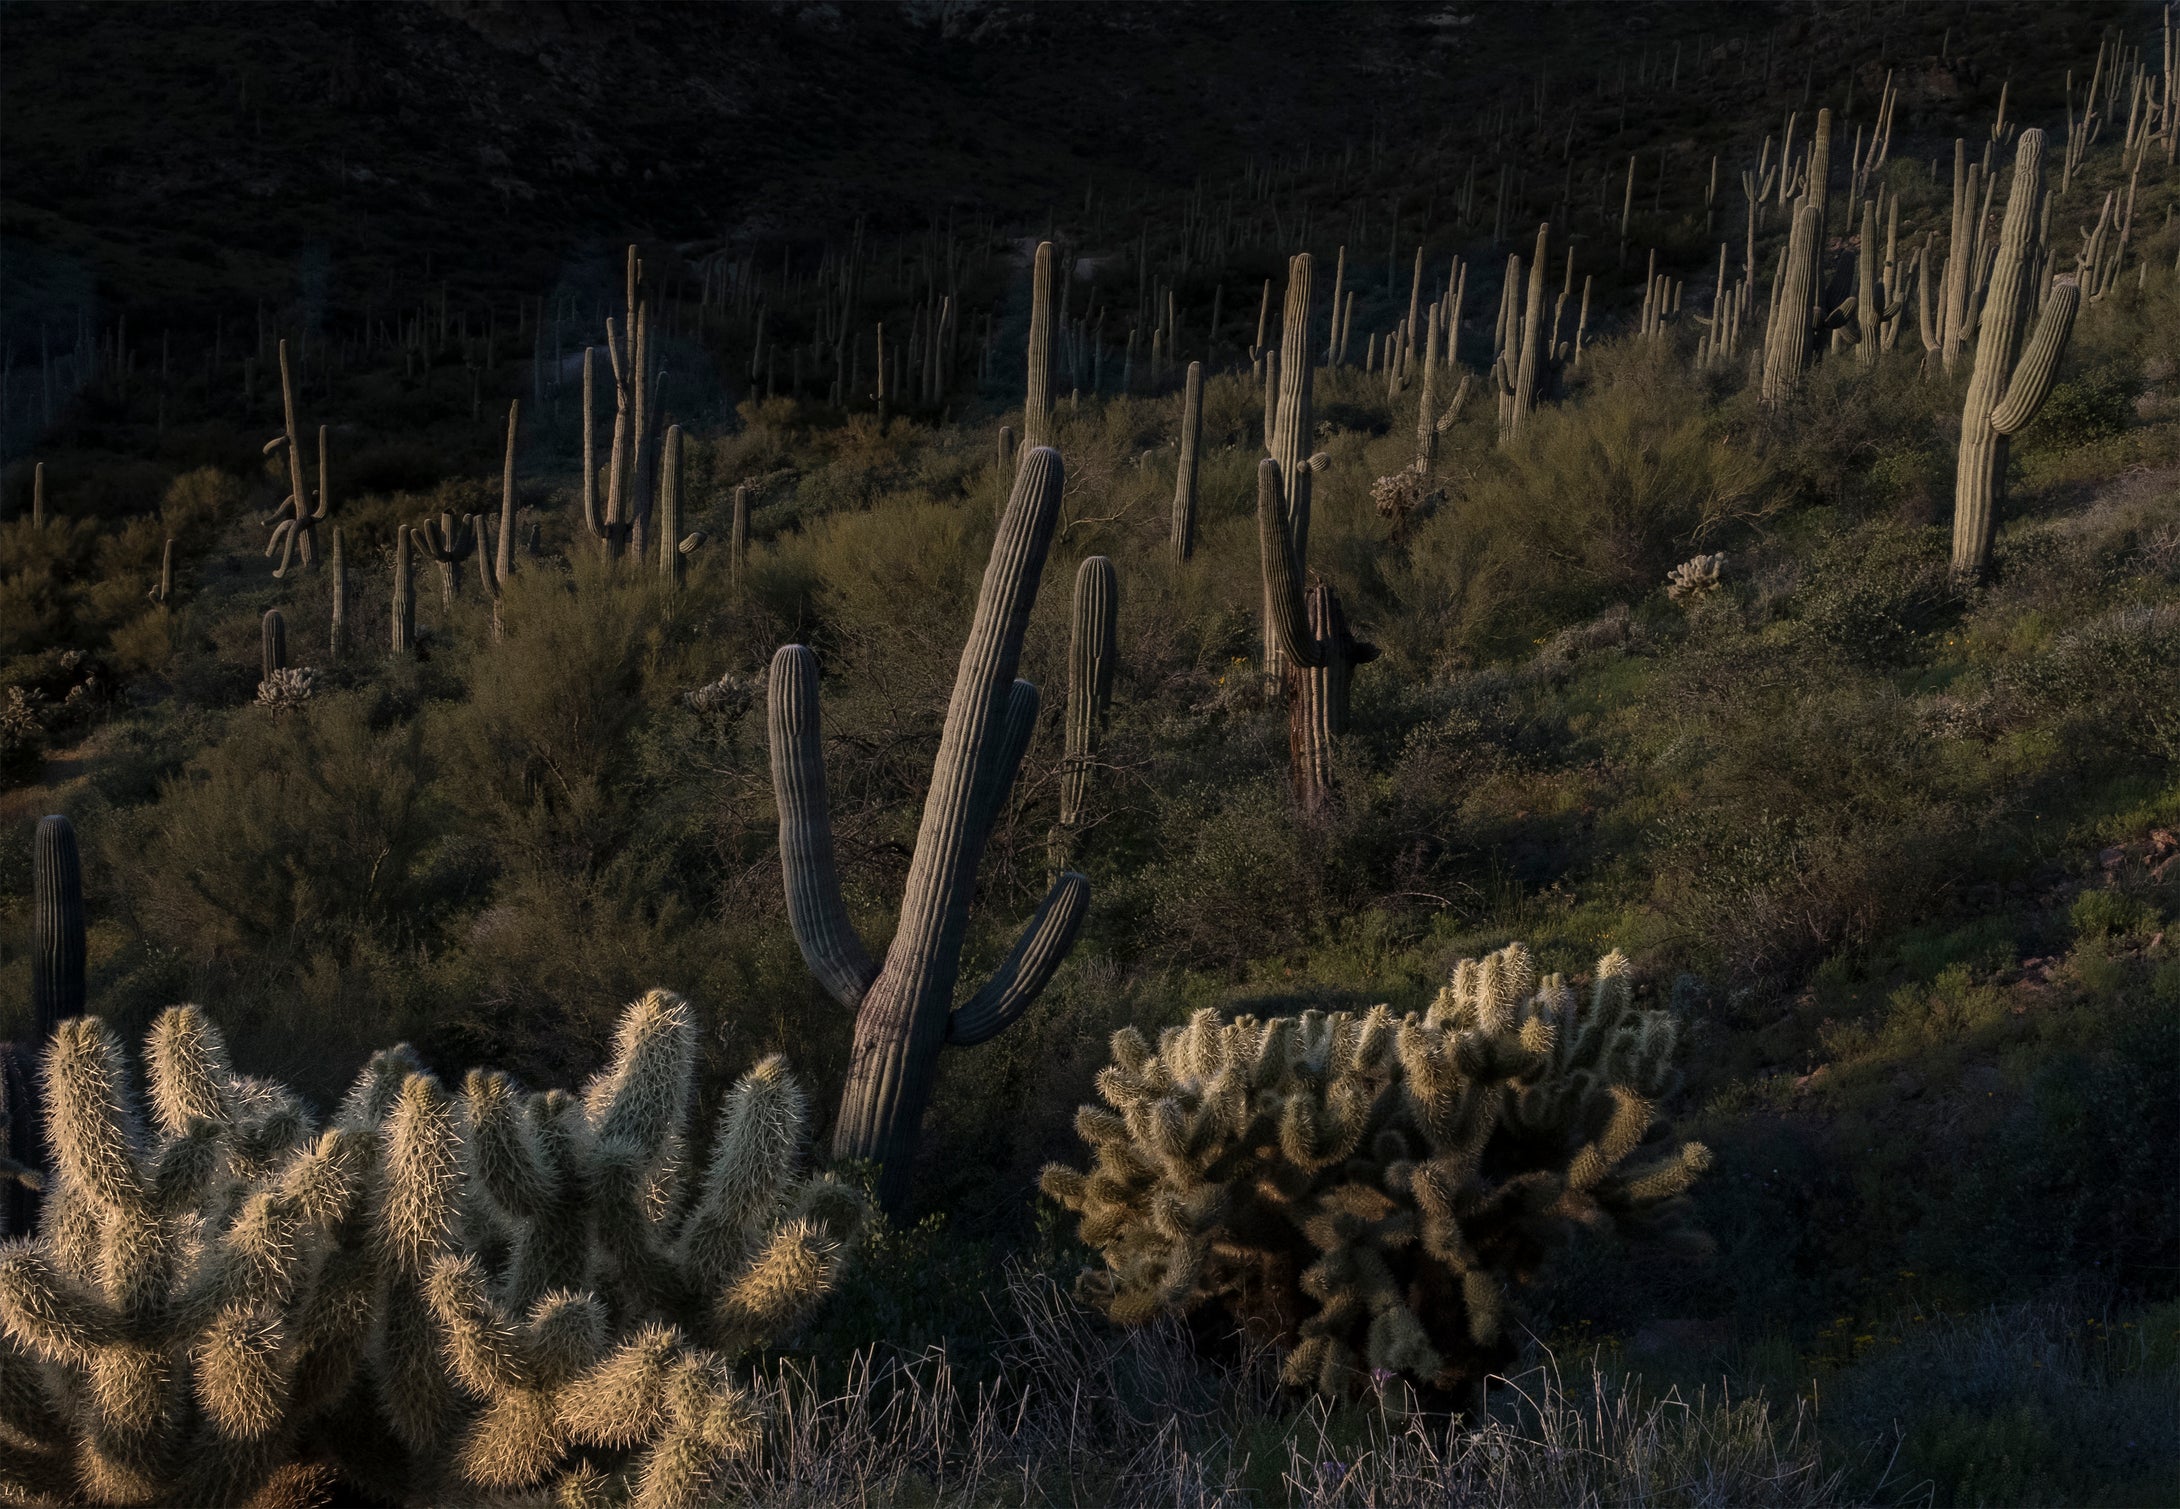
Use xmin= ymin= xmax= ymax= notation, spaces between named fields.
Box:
xmin=1261 ymin=253 xmax=1331 ymax=679
xmin=391 ymin=525 xmax=415 ymax=655
xmin=260 ymin=608 xmax=288 ymax=683
xmin=1023 ymin=242 xmax=1056 ymax=452
xmin=497 ymin=400 xmax=519 ymax=584
xmin=1259 ymin=459 xmax=1379 ymax=811
xmin=1169 ymin=361 xmax=1203 ymax=564
xmin=415 ymin=512 xmax=476 ymax=606
xmin=1761 ymin=199 xmax=1825 ymax=402
xmin=768 ymin=448 xmax=1090 ymax=1211
xmin=1057 ymin=556 xmax=1118 ymax=830
xmin=1952 ymin=129 xmax=2079 ymax=581
xmin=32 ymin=814 xmax=86 ymax=1038
xmin=329 ymin=527 xmax=347 ymax=655
xmin=580 ymin=346 xmax=630 ymax=559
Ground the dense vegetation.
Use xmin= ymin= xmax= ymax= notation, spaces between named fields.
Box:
xmin=3 ymin=2 xmax=2178 ymax=1504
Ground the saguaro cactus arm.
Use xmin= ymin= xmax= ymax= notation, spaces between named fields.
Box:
xmin=946 ymin=873 xmax=1091 ymax=1047
xmin=767 ymin=646 xmax=880 ymax=1010
xmin=1023 ymin=243 xmax=1055 ymax=450
xmin=1988 ymin=279 xmax=2081 ymax=434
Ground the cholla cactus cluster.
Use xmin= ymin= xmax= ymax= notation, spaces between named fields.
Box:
xmin=0 ymin=991 xmax=864 ymax=1506
xmin=1370 ymin=470 xmax=1442 ymax=539
xmin=1043 ymin=944 xmax=1710 ymax=1400
xmin=1666 ymin=552 xmax=1729 ymax=601
xmin=255 ymin=666 xmax=315 ymax=710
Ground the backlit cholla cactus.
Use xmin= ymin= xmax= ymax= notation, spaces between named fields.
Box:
xmin=256 ymin=666 xmax=315 ymax=710
xmin=1043 ymin=944 xmax=1710 ymax=1401
xmin=1665 ymin=553 xmax=1728 ymax=602
xmin=0 ymin=992 xmax=864 ymax=1507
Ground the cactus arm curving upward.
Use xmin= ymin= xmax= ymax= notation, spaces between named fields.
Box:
xmin=826 ymin=448 xmax=1073 ymax=1209
xmin=946 ymin=874 xmax=1090 ymax=1047
xmin=1952 ymin=129 xmax=2072 ymax=581
xmin=767 ymin=646 xmax=880 ymax=1010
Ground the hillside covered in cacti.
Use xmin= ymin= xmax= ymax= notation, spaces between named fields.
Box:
xmin=3 ymin=2 xmax=2179 ymax=1504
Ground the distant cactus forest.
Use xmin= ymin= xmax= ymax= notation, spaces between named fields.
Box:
xmin=2 ymin=2 xmax=2177 ymax=1504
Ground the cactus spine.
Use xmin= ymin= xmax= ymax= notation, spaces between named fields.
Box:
xmin=1170 ymin=361 xmax=1203 ymax=564
xmin=768 ymin=449 xmax=1090 ymax=1211
xmin=1952 ymin=128 xmax=2079 ymax=581
xmin=1023 ymin=242 xmax=1055 ymax=452
xmin=391 ymin=525 xmax=415 ymax=655
xmin=1057 ymin=556 xmax=1118 ymax=831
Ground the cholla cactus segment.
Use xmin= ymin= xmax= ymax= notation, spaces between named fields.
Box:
xmin=255 ymin=667 xmax=316 ymax=711
xmin=0 ymin=994 xmax=865 ymax=1505
xmin=1044 ymin=943 xmax=1709 ymax=1400
xmin=1665 ymin=553 xmax=1729 ymax=601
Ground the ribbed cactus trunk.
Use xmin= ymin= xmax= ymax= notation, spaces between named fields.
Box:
xmin=30 ymin=462 xmax=43 ymax=529
xmin=261 ymin=610 xmax=287 ymax=683
xmin=33 ymin=814 xmax=86 ymax=1036
xmin=1508 ymin=224 xmax=1549 ymax=437
xmin=391 ymin=526 xmax=414 ymax=654
xmin=1258 ymin=460 xmax=1379 ymax=814
xmin=1261 ymin=255 xmax=1315 ymax=680
xmin=1022 ymin=243 xmax=1055 ymax=452
xmin=1057 ymin=556 xmax=1118 ymax=828
xmin=658 ymin=425 xmax=684 ymax=590
xmin=156 ymin=537 xmax=174 ymax=604
xmin=771 ymin=449 xmax=1090 ymax=1212
xmin=498 ymin=400 xmax=519 ymax=583
xmin=1170 ymin=362 xmax=1203 ymax=563
xmin=1760 ymin=199 xmax=1822 ymax=403
xmin=1855 ymin=199 xmax=1883 ymax=369
xmin=329 ymin=527 xmax=347 ymax=655
xmin=1414 ymin=304 xmax=1443 ymax=472
xmin=1952 ymin=129 xmax=2079 ymax=581
xmin=730 ymin=483 xmax=750 ymax=587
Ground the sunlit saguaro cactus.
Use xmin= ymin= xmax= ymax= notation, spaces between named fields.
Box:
xmin=768 ymin=448 xmax=1090 ymax=1211
xmin=1951 ymin=128 xmax=2079 ymax=581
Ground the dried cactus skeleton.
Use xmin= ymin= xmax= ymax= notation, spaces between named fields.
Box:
xmin=0 ymin=992 xmax=865 ymax=1506
xmin=1043 ymin=944 xmax=1710 ymax=1402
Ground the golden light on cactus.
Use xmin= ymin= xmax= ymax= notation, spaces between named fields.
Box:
xmin=1043 ymin=943 xmax=1710 ymax=1400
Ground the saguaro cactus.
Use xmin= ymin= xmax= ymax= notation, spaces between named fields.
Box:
xmin=579 ymin=346 xmax=630 ymax=559
xmin=415 ymin=512 xmax=476 ymax=607
xmin=263 ymin=342 xmax=328 ymax=577
xmin=1169 ymin=361 xmax=1203 ymax=564
xmin=1952 ymin=129 xmax=2079 ymax=581
xmin=497 ymin=399 xmax=519 ymax=583
xmin=1023 ymin=242 xmax=1055 ymax=451
xmin=768 ymin=448 xmax=1090 ymax=1211
xmin=329 ymin=526 xmax=347 ymax=654
xmin=731 ymin=482 xmax=751 ymax=587
xmin=32 ymin=814 xmax=85 ymax=1038
xmin=1259 ymin=459 xmax=1379 ymax=812
xmin=659 ymin=424 xmax=685 ymax=590
xmin=261 ymin=608 xmax=288 ymax=683
xmin=1260 ymin=253 xmax=1331 ymax=679
xmin=1758 ymin=197 xmax=1853 ymax=402
xmin=391 ymin=525 xmax=415 ymax=654
xmin=1057 ymin=556 xmax=1118 ymax=830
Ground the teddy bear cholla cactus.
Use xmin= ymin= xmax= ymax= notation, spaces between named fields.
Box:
xmin=0 ymin=991 xmax=863 ymax=1507
xmin=1041 ymin=944 xmax=1709 ymax=1400
xmin=1665 ymin=552 xmax=1728 ymax=602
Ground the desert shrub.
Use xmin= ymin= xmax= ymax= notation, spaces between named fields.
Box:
xmin=1790 ymin=519 xmax=1959 ymax=665
xmin=2027 ymin=369 xmax=2136 ymax=453
xmin=1998 ymin=604 xmax=2180 ymax=762
xmin=121 ymin=691 xmax=464 ymax=963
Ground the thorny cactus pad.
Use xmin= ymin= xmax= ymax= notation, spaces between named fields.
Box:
xmin=1043 ymin=944 xmax=1710 ymax=1401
